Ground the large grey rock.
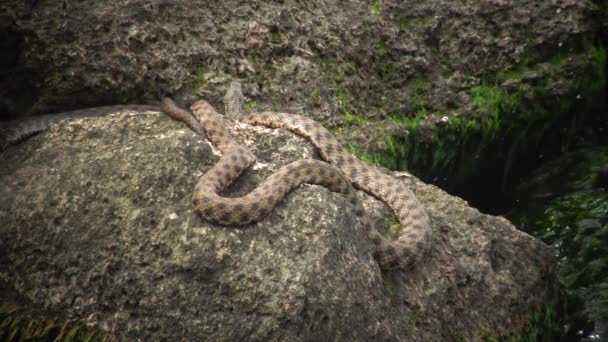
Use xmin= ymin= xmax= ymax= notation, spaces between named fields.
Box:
xmin=0 ymin=111 xmax=557 ymax=340
xmin=0 ymin=0 xmax=602 ymax=126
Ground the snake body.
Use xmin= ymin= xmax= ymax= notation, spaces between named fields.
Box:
xmin=2 ymin=87 xmax=432 ymax=269
xmin=0 ymin=105 xmax=158 ymax=150
xmin=161 ymin=82 xmax=432 ymax=269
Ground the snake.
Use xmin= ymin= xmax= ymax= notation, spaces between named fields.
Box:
xmin=160 ymin=81 xmax=432 ymax=270
xmin=1 ymin=84 xmax=431 ymax=269
xmin=0 ymin=105 xmax=159 ymax=150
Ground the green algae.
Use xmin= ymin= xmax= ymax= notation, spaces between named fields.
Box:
xmin=394 ymin=14 xmax=434 ymax=31
xmin=330 ymin=45 xmax=606 ymax=340
xmin=368 ymin=0 xmax=380 ymax=16
xmin=388 ymin=108 xmax=428 ymax=132
xmin=191 ymin=64 xmax=207 ymax=90
xmin=269 ymin=29 xmax=282 ymax=43
xmin=335 ymin=44 xmax=606 ymax=197
xmin=477 ymin=304 xmax=561 ymax=342
xmin=0 ymin=305 xmax=110 ymax=342
xmin=509 ymin=146 xmax=608 ymax=337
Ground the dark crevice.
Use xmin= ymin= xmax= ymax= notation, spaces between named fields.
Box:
xmin=0 ymin=27 xmax=40 ymax=121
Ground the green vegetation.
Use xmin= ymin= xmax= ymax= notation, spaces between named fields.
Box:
xmin=376 ymin=40 xmax=390 ymax=56
xmin=332 ymin=50 xmax=606 ymax=341
xmin=480 ymin=305 xmax=561 ymax=342
xmin=395 ymin=15 xmax=434 ymax=30
xmin=509 ymin=146 xmax=608 ymax=336
xmin=381 ymin=136 xmax=405 ymax=170
xmin=243 ymin=100 xmax=256 ymax=111
xmin=376 ymin=61 xmax=395 ymax=78
xmin=517 ymin=305 xmax=561 ymax=342
xmin=190 ymin=64 xmax=207 ymax=90
xmin=318 ymin=41 xmax=605 ymax=209
xmin=335 ymin=88 xmax=366 ymax=126
xmin=388 ymin=108 xmax=428 ymax=132
xmin=521 ymin=190 xmax=607 ymax=336
xmin=550 ymin=192 xmax=608 ymax=304
xmin=270 ymin=30 xmax=282 ymax=43
xmin=0 ymin=305 xmax=110 ymax=341
xmin=368 ymin=0 xmax=379 ymax=16
xmin=382 ymin=45 xmax=603 ymax=180
xmin=590 ymin=46 xmax=606 ymax=87
xmin=470 ymin=82 xmax=502 ymax=117
xmin=344 ymin=142 xmax=391 ymax=168
xmin=342 ymin=110 xmax=366 ymax=126
xmin=470 ymin=80 xmax=503 ymax=141
xmin=412 ymin=74 xmax=429 ymax=90
xmin=310 ymin=87 xmax=320 ymax=101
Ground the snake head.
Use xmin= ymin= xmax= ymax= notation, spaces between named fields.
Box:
xmin=224 ymin=79 xmax=246 ymax=119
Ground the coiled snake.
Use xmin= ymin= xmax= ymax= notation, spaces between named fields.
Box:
xmin=161 ymin=81 xmax=431 ymax=270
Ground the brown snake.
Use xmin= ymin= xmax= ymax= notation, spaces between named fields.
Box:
xmin=160 ymin=81 xmax=432 ymax=269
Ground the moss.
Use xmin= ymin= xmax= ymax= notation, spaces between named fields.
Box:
xmin=317 ymin=56 xmax=395 ymax=113
xmin=470 ymin=79 xmax=503 ymax=142
xmin=190 ymin=64 xmax=206 ymax=90
xmin=388 ymin=108 xmax=428 ymax=132
xmin=251 ymin=72 xmax=264 ymax=86
xmin=244 ymin=100 xmax=256 ymax=111
xmin=471 ymin=81 xmax=502 ymax=116
xmin=322 ymin=43 xmax=606 ymax=251
xmin=411 ymin=15 xmax=434 ymax=29
xmin=345 ymin=60 xmax=357 ymax=73
xmin=519 ymin=304 xmax=561 ymax=342
xmin=367 ymin=0 xmax=379 ymax=16
xmin=381 ymin=135 xmax=403 ymax=170
xmin=0 ymin=305 xmax=110 ymax=341
xmin=342 ymin=137 xmax=400 ymax=171
xmin=310 ymin=87 xmax=320 ymax=101
xmin=386 ymin=221 xmax=402 ymax=239
xmin=383 ymin=282 xmax=394 ymax=295
xmin=319 ymin=60 xmax=343 ymax=83
xmin=342 ymin=109 xmax=366 ymax=126
xmin=344 ymin=142 xmax=390 ymax=167
xmin=269 ymin=31 xmax=282 ymax=43
xmin=430 ymin=44 xmax=601 ymax=179
xmin=376 ymin=40 xmax=390 ymax=56
xmin=395 ymin=14 xmax=434 ymax=30
xmin=512 ymin=181 xmax=608 ymax=331
xmin=376 ymin=61 xmax=395 ymax=78
xmin=481 ymin=304 xmax=561 ymax=342
xmin=589 ymin=45 xmax=606 ymax=88
xmin=168 ymin=78 xmax=181 ymax=92
xmin=414 ymin=75 xmax=429 ymax=89
xmin=335 ymin=87 xmax=367 ymax=126
xmin=322 ymin=41 xmax=605 ymax=216
xmin=441 ymin=63 xmax=455 ymax=79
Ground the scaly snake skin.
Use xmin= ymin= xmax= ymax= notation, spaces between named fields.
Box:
xmin=0 ymin=105 xmax=158 ymax=150
xmin=161 ymin=81 xmax=432 ymax=269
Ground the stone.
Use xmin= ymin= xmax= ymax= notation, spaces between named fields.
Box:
xmin=0 ymin=111 xmax=557 ymax=340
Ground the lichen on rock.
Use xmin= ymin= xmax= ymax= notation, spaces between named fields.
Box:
xmin=0 ymin=110 xmax=558 ymax=340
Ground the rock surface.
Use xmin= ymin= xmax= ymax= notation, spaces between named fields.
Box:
xmin=0 ymin=0 xmax=603 ymax=124
xmin=0 ymin=111 xmax=557 ymax=340
xmin=0 ymin=1 xmax=604 ymax=214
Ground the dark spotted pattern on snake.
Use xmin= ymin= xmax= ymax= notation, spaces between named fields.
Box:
xmin=161 ymin=82 xmax=432 ymax=270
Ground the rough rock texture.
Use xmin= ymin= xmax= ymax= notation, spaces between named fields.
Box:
xmin=0 ymin=111 xmax=557 ymax=340
xmin=0 ymin=0 xmax=603 ymax=125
